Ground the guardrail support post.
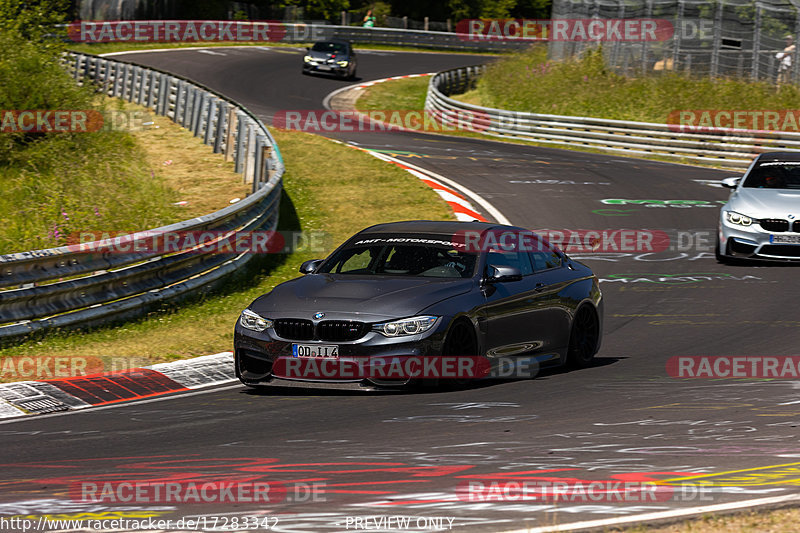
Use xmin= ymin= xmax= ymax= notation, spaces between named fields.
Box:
xmin=225 ymin=106 xmax=237 ymax=161
xmin=192 ymin=92 xmax=207 ymax=137
xmin=173 ymin=81 xmax=185 ymax=124
xmin=213 ymin=102 xmax=227 ymax=153
xmin=156 ymin=74 xmax=169 ymax=114
xmin=235 ymin=113 xmax=247 ymax=172
xmin=243 ymin=123 xmax=256 ymax=183
xmin=253 ymin=134 xmax=266 ymax=192
xmin=204 ymin=98 xmax=218 ymax=145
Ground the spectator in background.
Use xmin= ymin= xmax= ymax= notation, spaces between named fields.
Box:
xmin=363 ymin=9 xmax=376 ymax=28
xmin=776 ymin=34 xmax=795 ymax=85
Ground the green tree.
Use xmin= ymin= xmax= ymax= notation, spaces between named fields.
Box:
xmin=307 ymin=0 xmax=350 ymax=20
xmin=0 ymin=0 xmax=71 ymax=43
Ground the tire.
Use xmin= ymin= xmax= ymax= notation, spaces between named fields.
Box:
xmin=567 ymin=305 xmax=600 ymax=369
xmin=715 ymin=237 xmax=727 ymax=263
xmin=427 ymin=319 xmax=478 ymax=390
xmin=715 ymin=237 xmax=735 ymax=265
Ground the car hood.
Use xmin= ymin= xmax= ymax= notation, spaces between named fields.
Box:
xmin=309 ymin=51 xmax=344 ymax=60
xmin=728 ymin=188 xmax=800 ymax=218
xmin=250 ymin=274 xmax=474 ymax=321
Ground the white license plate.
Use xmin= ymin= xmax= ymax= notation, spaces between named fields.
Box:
xmin=292 ymin=344 xmax=339 ymax=358
xmin=316 ymin=65 xmax=332 ymax=71
xmin=772 ymin=234 xmax=800 ymax=244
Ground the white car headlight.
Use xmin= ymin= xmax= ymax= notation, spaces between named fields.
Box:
xmin=336 ymin=60 xmax=348 ymax=66
xmin=303 ymin=55 xmax=312 ymax=62
xmin=240 ymin=309 xmax=272 ymax=332
xmin=725 ymin=210 xmax=753 ymax=226
xmin=373 ymin=316 xmax=438 ymax=337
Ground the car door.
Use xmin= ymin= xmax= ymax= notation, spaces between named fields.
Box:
xmin=480 ymin=247 xmax=562 ymax=366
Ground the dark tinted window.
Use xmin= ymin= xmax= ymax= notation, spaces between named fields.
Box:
xmin=311 ymin=41 xmax=347 ymax=54
xmin=319 ymin=236 xmax=477 ymax=278
xmin=743 ymin=162 xmax=800 ymax=189
xmin=530 ymin=245 xmax=562 ymax=271
xmin=486 ymin=249 xmax=534 ymax=275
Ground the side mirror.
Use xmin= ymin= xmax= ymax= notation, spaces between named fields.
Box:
xmin=486 ymin=264 xmax=523 ymax=283
xmin=299 ymin=259 xmax=324 ymax=274
xmin=721 ymin=176 xmax=741 ymax=189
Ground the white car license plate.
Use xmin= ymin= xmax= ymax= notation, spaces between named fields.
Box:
xmin=293 ymin=344 xmax=339 ymax=358
xmin=317 ymin=65 xmax=332 ymax=71
xmin=772 ymin=234 xmax=800 ymax=244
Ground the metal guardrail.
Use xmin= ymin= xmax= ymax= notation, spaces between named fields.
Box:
xmin=0 ymin=52 xmax=284 ymax=341
xmin=61 ymin=21 xmax=526 ymax=53
xmin=425 ymin=65 xmax=800 ymax=170
xmin=280 ymin=23 xmax=527 ymax=52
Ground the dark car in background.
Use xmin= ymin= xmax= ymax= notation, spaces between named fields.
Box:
xmin=302 ymin=40 xmax=357 ymax=79
xmin=234 ymin=220 xmax=603 ymax=390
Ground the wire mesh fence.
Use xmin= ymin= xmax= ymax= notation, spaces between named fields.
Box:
xmin=550 ymin=0 xmax=800 ymax=84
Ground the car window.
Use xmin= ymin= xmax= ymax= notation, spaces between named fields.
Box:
xmin=743 ymin=162 xmax=800 ymax=189
xmin=320 ymin=239 xmax=478 ymax=278
xmin=487 ymin=249 xmax=534 ymax=275
xmin=336 ymin=248 xmax=374 ymax=273
xmin=311 ymin=42 xmax=347 ymax=54
xmin=530 ymin=247 xmax=562 ymax=271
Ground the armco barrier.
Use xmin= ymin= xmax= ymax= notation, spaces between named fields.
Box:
xmin=281 ymin=23 xmax=527 ymax=52
xmin=425 ymin=65 xmax=800 ymax=169
xmin=63 ymin=21 xmax=528 ymax=53
xmin=0 ymin=53 xmax=284 ymax=341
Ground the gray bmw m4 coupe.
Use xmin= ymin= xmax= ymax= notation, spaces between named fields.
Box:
xmin=717 ymin=152 xmax=800 ymax=262
xmin=234 ymin=220 xmax=603 ymax=390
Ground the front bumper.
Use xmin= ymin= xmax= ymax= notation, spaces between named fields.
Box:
xmin=303 ymin=61 xmax=349 ymax=76
xmin=719 ymin=216 xmax=800 ymax=260
xmin=234 ymin=320 xmax=447 ymax=389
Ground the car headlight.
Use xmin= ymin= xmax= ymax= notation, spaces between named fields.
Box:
xmin=725 ymin=210 xmax=753 ymax=226
xmin=336 ymin=60 xmax=348 ymax=66
xmin=303 ymin=55 xmax=312 ymax=62
xmin=240 ymin=309 xmax=272 ymax=332
xmin=373 ymin=316 xmax=439 ymax=337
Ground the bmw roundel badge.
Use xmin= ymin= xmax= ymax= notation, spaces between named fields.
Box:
xmin=313 ymin=312 xmax=325 ymax=320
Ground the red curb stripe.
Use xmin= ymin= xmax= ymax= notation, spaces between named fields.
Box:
xmin=450 ymin=204 xmax=486 ymax=221
xmin=419 ymin=178 xmax=467 ymax=201
xmin=45 ymin=368 xmax=188 ymax=406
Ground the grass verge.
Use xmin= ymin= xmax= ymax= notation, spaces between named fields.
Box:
xmin=618 ymin=506 xmax=800 ymax=532
xmin=470 ymin=46 xmax=800 ymax=122
xmin=0 ymin=96 xmax=250 ymax=254
xmin=0 ymin=129 xmax=453 ymax=368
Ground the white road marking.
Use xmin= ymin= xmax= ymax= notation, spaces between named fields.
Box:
xmin=496 ymin=493 xmax=800 ymax=532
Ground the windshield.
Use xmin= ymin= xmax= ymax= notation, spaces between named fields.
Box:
xmin=311 ymin=41 xmax=347 ymax=54
xmin=319 ymin=237 xmax=478 ymax=278
xmin=743 ymin=161 xmax=800 ymax=189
